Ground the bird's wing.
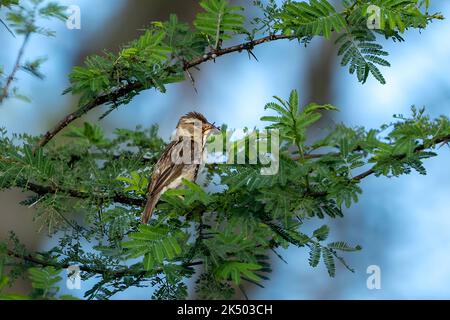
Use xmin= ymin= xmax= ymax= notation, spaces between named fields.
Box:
xmin=147 ymin=139 xmax=185 ymax=197
xmin=141 ymin=139 xmax=188 ymax=223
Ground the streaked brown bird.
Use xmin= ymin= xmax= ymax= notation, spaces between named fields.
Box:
xmin=141 ymin=112 xmax=220 ymax=224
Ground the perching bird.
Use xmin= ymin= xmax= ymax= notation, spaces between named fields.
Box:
xmin=141 ymin=112 xmax=220 ymax=224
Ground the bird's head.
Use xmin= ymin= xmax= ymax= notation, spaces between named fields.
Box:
xmin=176 ymin=112 xmax=220 ymax=139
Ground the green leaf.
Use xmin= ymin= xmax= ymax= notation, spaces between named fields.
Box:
xmin=336 ymin=28 xmax=390 ymax=84
xmin=0 ymin=0 xmax=19 ymax=8
xmin=163 ymin=179 xmax=211 ymax=206
xmin=363 ymin=0 xmax=424 ymax=33
xmin=39 ymin=2 xmax=68 ymax=21
xmin=28 ymin=267 xmax=62 ymax=294
xmin=262 ymin=89 xmax=338 ymax=146
xmin=313 ymin=225 xmax=329 ymax=241
xmin=116 ymin=171 xmax=148 ymax=195
xmin=19 ymin=145 xmax=54 ymax=178
xmin=0 ymin=276 xmax=9 ymax=291
xmin=308 ymin=243 xmax=321 ymax=267
xmin=215 ymin=261 xmax=262 ymax=285
xmin=328 ymin=242 xmax=362 ymax=252
xmin=66 ymin=122 xmax=109 ymax=146
xmin=322 ymin=248 xmax=336 ymax=277
xmin=122 ymin=225 xmax=186 ymax=270
xmin=135 ymin=30 xmax=172 ymax=63
xmin=143 ymin=253 xmax=155 ymax=271
xmin=21 ymin=57 xmax=48 ymax=80
xmin=0 ymin=293 xmax=30 ymax=300
xmin=275 ymin=0 xmax=346 ymax=39
xmin=194 ymin=0 xmax=246 ymax=48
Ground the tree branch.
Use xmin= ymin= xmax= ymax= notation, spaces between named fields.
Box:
xmin=185 ymin=34 xmax=292 ymax=69
xmin=352 ymin=135 xmax=450 ymax=181
xmin=34 ymin=82 xmax=143 ymax=151
xmin=24 ymin=181 xmax=146 ymax=207
xmin=34 ymin=34 xmax=294 ymax=150
xmin=0 ymin=33 xmax=30 ymax=104
xmin=5 ymin=248 xmax=202 ymax=278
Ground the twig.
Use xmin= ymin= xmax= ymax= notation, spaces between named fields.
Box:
xmin=24 ymin=181 xmax=146 ymax=207
xmin=5 ymin=248 xmax=202 ymax=278
xmin=352 ymin=135 xmax=450 ymax=181
xmin=185 ymin=69 xmax=198 ymax=94
xmin=0 ymin=18 xmax=15 ymax=38
xmin=34 ymin=82 xmax=142 ymax=151
xmin=0 ymin=33 xmax=30 ymax=104
xmin=34 ymin=34 xmax=295 ymax=150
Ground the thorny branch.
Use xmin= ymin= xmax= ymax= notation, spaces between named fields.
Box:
xmin=34 ymin=34 xmax=294 ymax=150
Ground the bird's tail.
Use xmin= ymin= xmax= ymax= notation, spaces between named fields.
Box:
xmin=141 ymin=194 xmax=160 ymax=224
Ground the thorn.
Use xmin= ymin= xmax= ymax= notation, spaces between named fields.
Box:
xmin=185 ymin=70 xmax=198 ymax=94
xmin=438 ymin=140 xmax=450 ymax=149
xmin=247 ymin=49 xmax=259 ymax=62
xmin=270 ymin=248 xmax=288 ymax=264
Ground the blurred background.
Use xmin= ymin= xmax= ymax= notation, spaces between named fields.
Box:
xmin=1 ymin=0 xmax=450 ymax=299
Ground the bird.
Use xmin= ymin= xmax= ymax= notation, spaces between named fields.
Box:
xmin=141 ymin=112 xmax=220 ymax=224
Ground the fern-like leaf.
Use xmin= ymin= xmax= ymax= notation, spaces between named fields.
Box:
xmin=308 ymin=243 xmax=321 ymax=267
xmin=327 ymin=241 xmax=362 ymax=252
xmin=194 ymin=0 xmax=245 ymax=49
xmin=336 ymin=28 xmax=390 ymax=84
xmin=364 ymin=0 xmax=424 ymax=33
xmin=28 ymin=267 xmax=62 ymax=295
xmin=322 ymin=247 xmax=336 ymax=277
xmin=122 ymin=225 xmax=185 ymax=271
xmin=215 ymin=261 xmax=262 ymax=285
xmin=276 ymin=0 xmax=347 ymax=39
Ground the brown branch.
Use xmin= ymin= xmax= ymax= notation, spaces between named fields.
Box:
xmin=5 ymin=248 xmax=202 ymax=278
xmin=185 ymin=34 xmax=293 ymax=69
xmin=0 ymin=33 xmax=30 ymax=104
xmin=34 ymin=34 xmax=295 ymax=150
xmin=352 ymin=168 xmax=375 ymax=181
xmin=0 ymin=157 xmax=145 ymax=207
xmin=297 ymin=134 xmax=450 ymax=182
xmin=24 ymin=181 xmax=146 ymax=207
xmin=352 ymin=134 xmax=450 ymax=181
xmin=34 ymin=82 xmax=143 ymax=151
